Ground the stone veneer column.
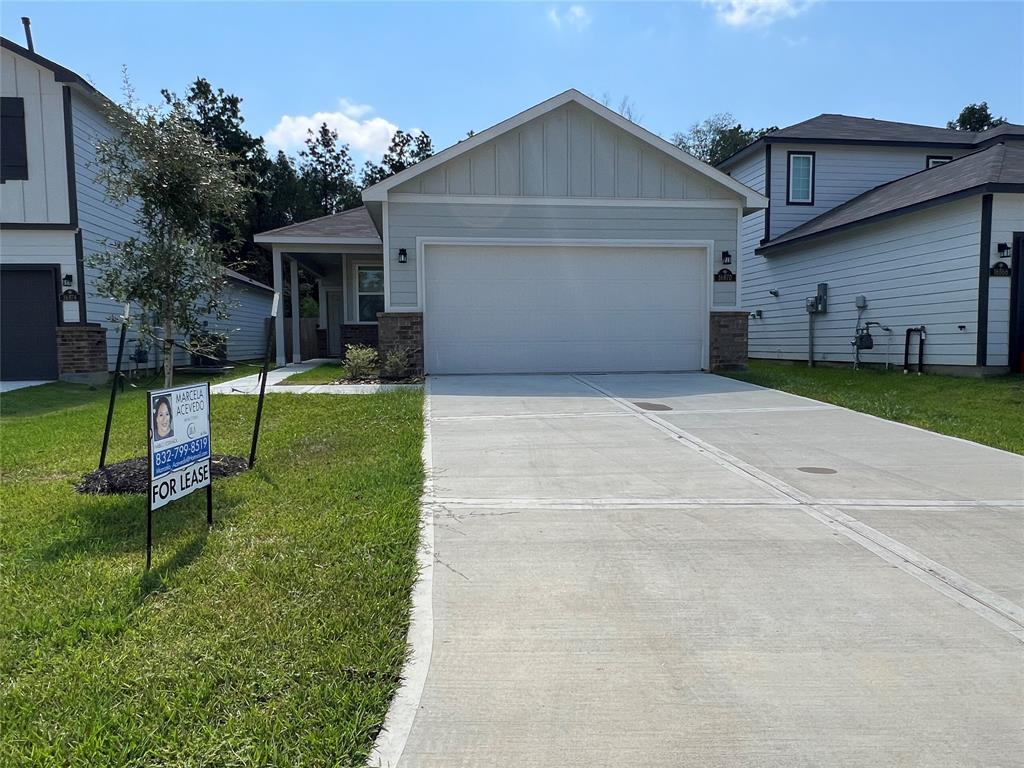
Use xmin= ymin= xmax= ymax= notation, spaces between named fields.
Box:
xmin=56 ymin=324 xmax=109 ymax=384
xmin=709 ymin=312 xmax=748 ymax=371
xmin=377 ymin=312 xmax=424 ymax=376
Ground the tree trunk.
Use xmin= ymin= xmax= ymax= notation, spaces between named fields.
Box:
xmin=163 ymin=310 xmax=174 ymax=388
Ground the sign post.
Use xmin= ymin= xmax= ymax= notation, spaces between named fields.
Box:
xmin=146 ymin=381 xmax=213 ymax=569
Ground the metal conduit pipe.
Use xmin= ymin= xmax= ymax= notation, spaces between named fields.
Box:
xmin=903 ymin=326 xmax=927 ymax=375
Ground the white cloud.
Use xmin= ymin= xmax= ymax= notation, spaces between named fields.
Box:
xmin=264 ymin=98 xmax=398 ymax=160
xmin=705 ymin=0 xmax=816 ymax=27
xmin=547 ymin=5 xmax=592 ymax=30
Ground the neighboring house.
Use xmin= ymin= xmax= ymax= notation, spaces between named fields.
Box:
xmin=719 ymin=114 xmax=1024 ymax=374
xmin=256 ymin=89 xmax=767 ymax=374
xmin=0 ymin=35 xmax=273 ymax=383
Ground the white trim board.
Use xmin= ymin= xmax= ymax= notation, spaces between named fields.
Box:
xmin=386 ymin=193 xmax=743 ymax=209
xmin=362 ymin=89 xmax=768 ymax=211
xmin=413 ymin=237 xmax=714 ymax=372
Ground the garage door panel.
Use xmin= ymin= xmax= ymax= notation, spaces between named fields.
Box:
xmin=424 ymin=244 xmax=707 ymax=374
xmin=429 ymin=308 xmax=705 ymax=343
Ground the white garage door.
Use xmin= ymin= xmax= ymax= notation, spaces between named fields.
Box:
xmin=423 ymin=243 xmax=708 ymax=374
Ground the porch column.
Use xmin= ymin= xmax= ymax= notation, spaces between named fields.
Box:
xmin=273 ymin=246 xmax=286 ymax=366
xmin=290 ymin=255 xmax=301 ymax=363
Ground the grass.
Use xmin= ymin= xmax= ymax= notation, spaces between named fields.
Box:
xmin=0 ymin=373 xmax=424 ymax=767
xmin=278 ymin=362 xmax=349 ymax=385
xmin=721 ymin=360 xmax=1024 ymax=455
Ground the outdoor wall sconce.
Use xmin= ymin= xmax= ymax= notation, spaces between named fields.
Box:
xmin=721 ymin=250 xmax=732 ymax=265
xmin=768 ymin=289 xmax=780 ymax=297
xmin=749 ymin=309 xmax=763 ymax=319
xmin=397 ymin=248 xmax=408 ymax=264
xmin=62 ymin=273 xmax=73 ymax=287
xmin=997 ymin=242 xmax=1011 ymax=255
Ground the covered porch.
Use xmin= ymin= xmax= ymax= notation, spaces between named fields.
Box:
xmin=254 ymin=207 xmax=384 ymax=366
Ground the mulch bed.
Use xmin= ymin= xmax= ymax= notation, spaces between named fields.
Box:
xmin=77 ymin=454 xmax=249 ymax=495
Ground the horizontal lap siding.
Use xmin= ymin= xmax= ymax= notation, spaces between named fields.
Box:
xmin=387 ymin=203 xmax=738 ymax=308
xmin=72 ymin=92 xmax=148 ymax=369
xmin=988 ymin=193 xmax=1024 ymax=366
xmin=729 ymin=153 xmax=766 ymax=309
xmin=768 ymin=144 xmax=970 ymax=240
xmin=742 ymin=197 xmax=982 ymax=366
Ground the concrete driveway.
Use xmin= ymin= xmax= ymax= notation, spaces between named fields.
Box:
xmin=374 ymin=373 xmax=1024 ymax=768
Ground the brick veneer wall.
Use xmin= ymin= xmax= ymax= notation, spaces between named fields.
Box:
xmin=56 ymin=324 xmax=108 ymax=382
xmin=377 ymin=312 xmax=423 ymax=376
xmin=709 ymin=312 xmax=748 ymax=371
xmin=341 ymin=324 xmax=379 ymax=357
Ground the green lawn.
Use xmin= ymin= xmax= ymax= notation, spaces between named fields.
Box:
xmin=722 ymin=360 xmax=1024 ymax=455
xmin=278 ymin=361 xmax=349 ymax=385
xmin=0 ymin=374 xmax=424 ymax=766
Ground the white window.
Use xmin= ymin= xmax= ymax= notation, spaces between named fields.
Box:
xmin=927 ymin=155 xmax=953 ymax=168
xmin=787 ymin=152 xmax=814 ymax=204
xmin=356 ymin=265 xmax=384 ymax=323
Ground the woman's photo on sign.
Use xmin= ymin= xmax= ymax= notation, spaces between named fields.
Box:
xmin=152 ymin=395 xmax=173 ymax=441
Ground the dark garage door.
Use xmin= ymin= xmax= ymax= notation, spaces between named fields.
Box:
xmin=1 ymin=267 xmax=58 ymax=380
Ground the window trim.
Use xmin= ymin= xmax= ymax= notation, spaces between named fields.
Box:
xmin=1 ymin=96 xmax=29 ymax=183
xmin=926 ymin=155 xmax=953 ymax=169
xmin=786 ymin=150 xmax=815 ymax=206
xmin=355 ymin=263 xmax=385 ymax=325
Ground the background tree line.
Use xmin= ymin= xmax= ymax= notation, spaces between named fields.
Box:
xmin=166 ymin=78 xmax=433 ymax=286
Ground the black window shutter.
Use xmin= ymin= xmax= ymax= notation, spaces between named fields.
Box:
xmin=1 ymin=97 xmax=29 ymax=182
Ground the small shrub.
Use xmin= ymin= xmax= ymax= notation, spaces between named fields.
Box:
xmin=344 ymin=345 xmax=379 ymax=379
xmin=382 ymin=347 xmax=411 ymax=380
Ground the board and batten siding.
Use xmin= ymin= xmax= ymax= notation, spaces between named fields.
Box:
xmin=743 ymin=196 xmax=983 ymax=367
xmin=393 ymin=103 xmax=739 ymax=203
xmin=767 ymin=143 xmax=971 ymax=240
xmin=387 ymin=202 xmax=739 ymax=309
xmin=987 ymin=193 xmax=1024 ymax=366
xmin=0 ymin=48 xmax=70 ymax=224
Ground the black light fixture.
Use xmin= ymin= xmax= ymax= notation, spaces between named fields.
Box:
xmin=721 ymin=250 xmax=732 ymax=265
xmin=62 ymin=273 xmax=73 ymax=287
xmin=997 ymin=242 xmax=1011 ymax=255
xmin=397 ymin=248 xmax=408 ymax=264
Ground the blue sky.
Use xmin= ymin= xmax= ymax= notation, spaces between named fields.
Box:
xmin=3 ymin=1 xmax=1021 ymax=165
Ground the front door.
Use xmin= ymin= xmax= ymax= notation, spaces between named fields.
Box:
xmin=326 ymin=289 xmax=344 ymax=357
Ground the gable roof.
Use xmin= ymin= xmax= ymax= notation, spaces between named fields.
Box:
xmin=757 ymin=143 xmax=1024 ymax=254
xmin=362 ymin=89 xmax=767 ymax=210
xmin=718 ymin=113 xmax=1024 ymax=169
xmin=253 ymin=206 xmax=382 ymax=245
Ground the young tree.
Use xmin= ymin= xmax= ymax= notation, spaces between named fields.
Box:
xmin=947 ymin=102 xmax=1006 ymax=132
xmin=672 ymin=113 xmax=776 ymax=166
xmin=299 ymin=123 xmax=359 ymax=214
xmin=361 ymin=129 xmax=434 ymax=187
xmin=92 ymin=76 xmax=248 ymax=387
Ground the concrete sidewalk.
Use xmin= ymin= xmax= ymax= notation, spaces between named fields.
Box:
xmin=210 ymin=360 xmax=420 ymax=395
xmin=373 ymin=374 xmax=1024 ymax=767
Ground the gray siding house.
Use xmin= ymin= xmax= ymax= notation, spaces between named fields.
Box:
xmin=719 ymin=115 xmax=1024 ymax=374
xmin=256 ymin=90 xmax=767 ymax=375
xmin=0 ymin=36 xmax=273 ymax=382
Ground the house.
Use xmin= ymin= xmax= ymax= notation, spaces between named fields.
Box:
xmin=255 ymin=89 xmax=767 ymax=375
xmin=718 ymin=115 xmax=1024 ymax=374
xmin=0 ymin=33 xmax=273 ymax=384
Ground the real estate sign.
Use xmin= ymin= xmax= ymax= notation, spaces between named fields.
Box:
xmin=148 ymin=383 xmax=212 ymax=510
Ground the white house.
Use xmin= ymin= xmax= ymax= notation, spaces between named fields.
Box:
xmin=256 ymin=89 xmax=767 ymax=375
xmin=719 ymin=115 xmax=1024 ymax=374
xmin=0 ymin=34 xmax=273 ymax=383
